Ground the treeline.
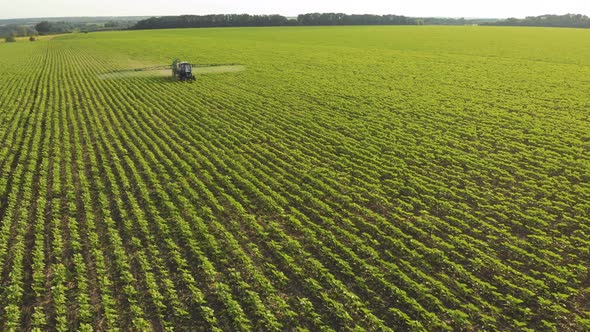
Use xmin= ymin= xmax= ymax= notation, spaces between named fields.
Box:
xmin=296 ymin=13 xmax=416 ymax=25
xmin=35 ymin=21 xmax=87 ymax=35
xmin=0 ymin=25 xmax=37 ymax=38
xmin=5 ymin=13 xmax=588 ymax=38
xmin=482 ymin=14 xmax=590 ymax=28
xmin=131 ymin=13 xmax=418 ymax=29
xmin=133 ymin=14 xmax=293 ymax=29
xmin=0 ymin=19 xmax=139 ymax=38
xmin=35 ymin=20 xmax=137 ymax=35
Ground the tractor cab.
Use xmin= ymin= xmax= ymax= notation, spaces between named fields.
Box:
xmin=172 ymin=59 xmax=196 ymax=81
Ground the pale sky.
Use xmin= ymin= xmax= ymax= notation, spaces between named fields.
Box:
xmin=1 ymin=0 xmax=589 ymax=20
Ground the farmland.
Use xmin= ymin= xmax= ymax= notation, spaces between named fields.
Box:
xmin=0 ymin=26 xmax=589 ymax=330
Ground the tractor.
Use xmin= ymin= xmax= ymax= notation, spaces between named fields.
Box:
xmin=172 ymin=59 xmax=196 ymax=81
xmin=107 ymin=59 xmax=240 ymax=82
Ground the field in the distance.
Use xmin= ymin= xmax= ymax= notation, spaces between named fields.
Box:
xmin=0 ymin=26 xmax=589 ymax=331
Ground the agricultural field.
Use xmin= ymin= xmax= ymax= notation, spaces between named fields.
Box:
xmin=0 ymin=26 xmax=589 ymax=331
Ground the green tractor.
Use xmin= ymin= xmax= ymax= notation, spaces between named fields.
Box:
xmin=172 ymin=59 xmax=196 ymax=81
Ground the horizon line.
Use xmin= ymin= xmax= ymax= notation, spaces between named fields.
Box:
xmin=6 ymin=12 xmax=586 ymax=21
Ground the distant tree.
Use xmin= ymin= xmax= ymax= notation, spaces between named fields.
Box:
xmin=5 ymin=36 xmax=17 ymax=42
xmin=35 ymin=21 xmax=52 ymax=35
xmin=17 ymin=25 xmax=29 ymax=37
xmin=104 ymin=21 xmax=120 ymax=28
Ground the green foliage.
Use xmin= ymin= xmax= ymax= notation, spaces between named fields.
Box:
xmin=0 ymin=25 xmax=588 ymax=331
xmin=0 ymin=24 xmax=36 ymax=38
xmin=35 ymin=21 xmax=52 ymax=34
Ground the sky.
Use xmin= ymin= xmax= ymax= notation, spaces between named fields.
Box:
xmin=1 ymin=0 xmax=589 ymax=20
